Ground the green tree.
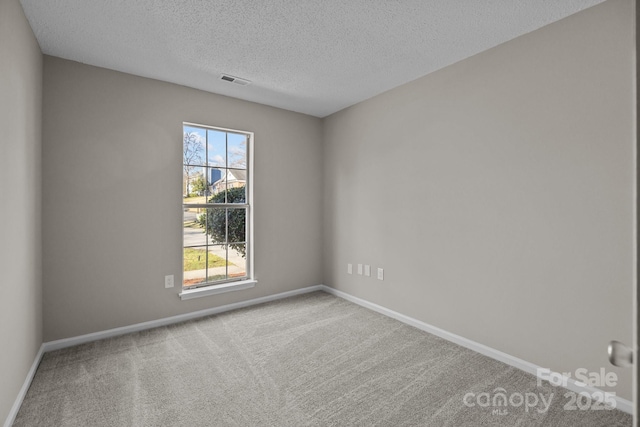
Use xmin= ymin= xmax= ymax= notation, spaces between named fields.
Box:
xmin=191 ymin=173 xmax=208 ymax=196
xmin=198 ymin=186 xmax=246 ymax=257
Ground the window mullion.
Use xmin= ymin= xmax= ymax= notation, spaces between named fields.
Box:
xmin=225 ymin=207 xmax=229 ymax=279
xmin=205 ymin=129 xmax=209 ymax=282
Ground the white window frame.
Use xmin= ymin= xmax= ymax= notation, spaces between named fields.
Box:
xmin=179 ymin=122 xmax=255 ymax=300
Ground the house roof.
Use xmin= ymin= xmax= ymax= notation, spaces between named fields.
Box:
xmin=228 ymin=169 xmax=246 ymax=182
xmin=214 ymin=169 xmax=246 ymax=184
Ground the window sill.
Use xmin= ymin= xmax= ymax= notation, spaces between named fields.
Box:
xmin=179 ymin=279 xmax=257 ymax=300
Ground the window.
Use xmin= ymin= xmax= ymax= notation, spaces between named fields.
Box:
xmin=182 ymin=123 xmax=252 ymax=290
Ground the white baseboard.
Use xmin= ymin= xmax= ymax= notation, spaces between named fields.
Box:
xmin=319 ymin=285 xmax=633 ymax=415
xmin=4 ymin=344 xmax=45 ymax=427
xmin=43 ymin=285 xmax=324 ymax=352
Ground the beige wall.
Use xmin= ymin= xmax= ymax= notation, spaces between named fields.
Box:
xmin=42 ymin=57 xmax=324 ymax=341
xmin=323 ymin=0 xmax=635 ymax=400
xmin=0 ymin=0 xmax=43 ymax=423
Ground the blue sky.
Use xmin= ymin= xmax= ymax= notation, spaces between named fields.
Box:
xmin=184 ymin=125 xmax=246 ymax=170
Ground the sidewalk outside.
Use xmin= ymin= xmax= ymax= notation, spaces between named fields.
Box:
xmin=183 ymin=246 xmax=246 ymax=282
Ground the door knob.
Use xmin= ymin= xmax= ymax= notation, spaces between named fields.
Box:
xmin=608 ymin=340 xmax=633 ymax=368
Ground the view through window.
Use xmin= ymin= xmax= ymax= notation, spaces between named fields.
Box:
xmin=182 ymin=123 xmax=250 ymax=288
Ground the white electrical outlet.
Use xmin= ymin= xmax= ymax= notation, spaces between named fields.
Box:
xmin=347 ymin=263 xmax=353 ymax=274
xmin=357 ymin=264 xmax=363 ymax=275
xmin=377 ymin=268 xmax=384 ymax=281
xmin=165 ymin=274 xmax=174 ymax=288
xmin=364 ymin=265 xmax=371 ymax=277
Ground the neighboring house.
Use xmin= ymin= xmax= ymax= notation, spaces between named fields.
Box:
xmin=183 ymin=169 xmax=231 ymax=197
xmin=212 ymin=169 xmax=246 ymax=194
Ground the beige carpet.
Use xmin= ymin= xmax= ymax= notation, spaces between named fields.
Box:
xmin=14 ymin=291 xmax=632 ymax=426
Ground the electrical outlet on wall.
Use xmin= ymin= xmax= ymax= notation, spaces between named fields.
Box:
xmin=165 ymin=275 xmax=174 ymax=288
xmin=377 ymin=268 xmax=384 ymax=281
xmin=347 ymin=263 xmax=353 ymax=274
xmin=364 ymin=265 xmax=371 ymax=277
xmin=357 ymin=264 xmax=363 ymax=275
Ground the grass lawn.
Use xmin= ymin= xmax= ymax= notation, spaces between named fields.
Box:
xmin=183 ymin=248 xmax=231 ymax=271
xmin=183 ymin=196 xmax=207 ymax=207
xmin=183 ymin=220 xmax=202 ymax=229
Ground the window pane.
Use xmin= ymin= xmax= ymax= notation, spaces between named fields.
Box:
xmin=183 ymin=246 xmax=209 ymax=287
xmin=227 ymin=208 xmax=246 ymax=243
xmin=183 ymin=165 xmax=208 ymax=198
xmin=206 ymin=168 xmax=223 ymax=199
xmin=207 ymin=245 xmax=229 ymax=282
xmin=210 ymin=170 xmax=227 ymax=203
xmin=200 ymin=208 xmax=228 ymax=246
xmin=227 ymin=133 xmax=247 ymax=169
xmin=207 ymin=129 xmax=226 ymax=168
xmin=225 ymin=170 xmax=246 ymax=204
xmin=228 ymin=244 xmax=247 ymax=279
xmin=183 ymin=211 xmax=211 ymax=247
xmin=183 ymin=127 xmax=206 ymax=167
xmin=191 ymin=167 xmax=226 ymax=202
xmin=212 ymin=170 xmax=247 ymax=204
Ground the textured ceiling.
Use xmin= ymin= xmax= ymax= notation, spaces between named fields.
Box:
xmin=20 ymin=0 xmax=605 ymax=117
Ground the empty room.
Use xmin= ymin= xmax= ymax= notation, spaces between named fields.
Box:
xmin=1 ymin=0 xmax=637 ymax=425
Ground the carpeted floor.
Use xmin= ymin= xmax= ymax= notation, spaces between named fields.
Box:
xmin=14 ymin=291 xmax=632 ymax=426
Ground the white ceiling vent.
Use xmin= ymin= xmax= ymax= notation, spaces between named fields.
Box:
xmin=220 ymin=74 xmax=251 ymax=86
